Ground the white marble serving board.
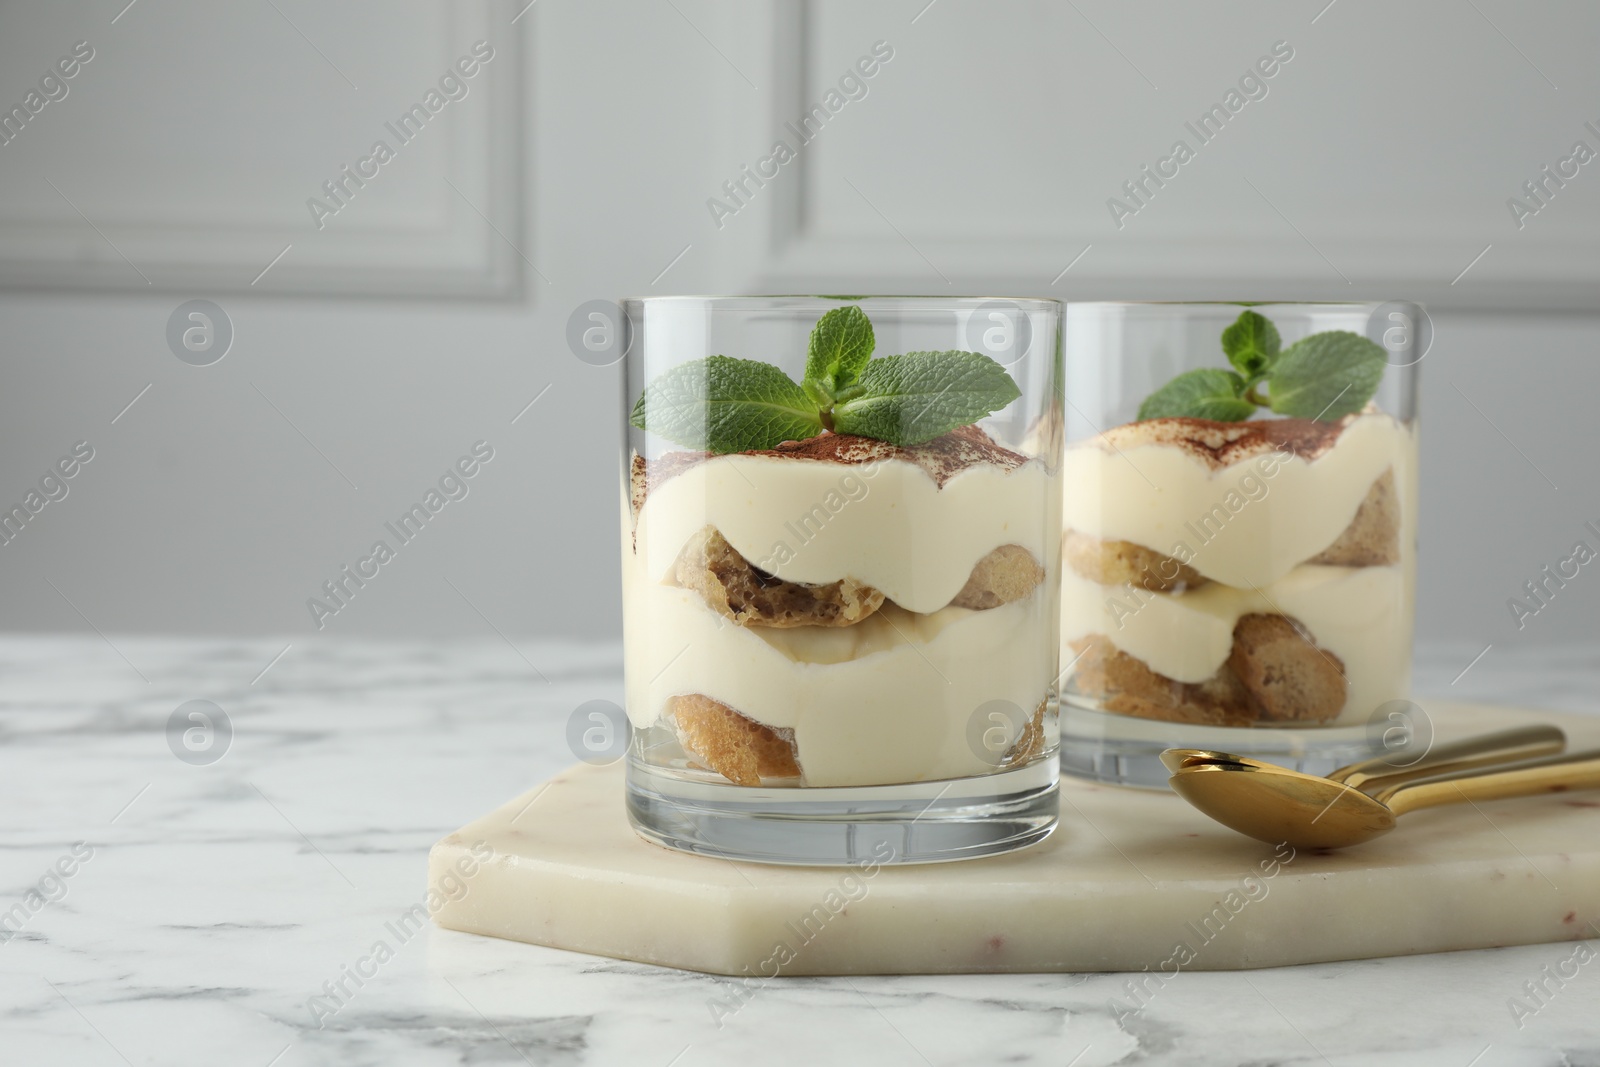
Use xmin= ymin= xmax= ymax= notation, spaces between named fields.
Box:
xmin=430 ymin=702 xmax=1600 ymax=976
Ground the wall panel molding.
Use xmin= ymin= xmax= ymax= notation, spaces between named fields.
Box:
xmin=0 ymin=1 xmax=525 ymax=299
xmin=747 ymin=0 xmax=1600 ymax=311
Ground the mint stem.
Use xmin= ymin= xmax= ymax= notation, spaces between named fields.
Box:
xmin=1244 ymin=385 xmax=1269 ymax=406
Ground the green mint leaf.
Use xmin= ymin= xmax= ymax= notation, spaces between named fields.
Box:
xmin=630 ymin=355 xmax=823 ymax=453
xmin=803 ymin=305 xmax=875 ymax=406
xmin=1220 ymin=310 xmax=1281 ymax=379
xmin=1267 ymin=331 xmax=1386 ymax=421
xmin=1136 ymin=368 xmax=1255 ymax=422
xmin=831 ymin=350 xmax=1020 ymax=446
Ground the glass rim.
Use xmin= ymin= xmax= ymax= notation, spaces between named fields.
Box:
xmin=1063 ymin=299 xmax=1423 ymax=312
xmin=621 ymin=294 xmax=1063 ymax=313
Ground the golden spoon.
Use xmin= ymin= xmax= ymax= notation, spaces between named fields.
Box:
xmin=1159 ymin=724 xmax=1567 ymax=792
xmin=1168 ymin=746 xmax=1600 ymax=850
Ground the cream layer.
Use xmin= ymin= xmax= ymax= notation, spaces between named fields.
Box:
xmin=634 ymin=454 xmax=1056 ymax=615
xmin=622 ymin=583 xmax=1056 ymax=786
xmin=1061 ymin=413 xmax=1416 ymax=588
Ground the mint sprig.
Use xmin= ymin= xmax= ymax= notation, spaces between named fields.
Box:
xmin=832 ymin=351 xmax=1021 ymax=444
xmin=1137 ymin=308 xmax=1386 ymax=423
xmin=630 ymin=305 xmax=1020 ymax=452
xmin=802 ymin=304 xmax=874 ymax=408
xmin=1138 ymin=369 xmax=1256 ymax=423
xmin=1266 ymin=331 xmax=1387 ymax=420
xmin=628 ymin=355 xmax=822 ymax=454
xmin=1220 ymin=309 xmax=1280 ymax=379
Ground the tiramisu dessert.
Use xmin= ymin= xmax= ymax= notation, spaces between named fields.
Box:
xmin=623 ymin=305 xmax=1060 ymax=788
xmin=1061 ymin=309 xmax=1417 ymax=728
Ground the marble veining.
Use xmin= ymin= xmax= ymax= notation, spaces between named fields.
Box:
xmin=1 ymin=635 xmax=1596 ymax=1066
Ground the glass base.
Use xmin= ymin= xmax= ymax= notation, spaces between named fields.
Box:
xmin=1059 ymin=702 xmax=1382 ymax=790
xmin=626 ymin=757 xmax=1059 ymax=867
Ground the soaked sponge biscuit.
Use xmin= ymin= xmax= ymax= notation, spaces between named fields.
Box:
xmin=1069 ymin=635 xmax=1260 ymax=728
xmin=672 ymin=693 xmax=1048 ymax=786
xmin=1070 ymin=612 xmax=1347 ymax=727
xmin=1063 ymin=531 xmax=1207 ymax=592
xmin=1308 ymin=469 xmax=1400 ymax=567
xmin=669 ymin=693 xmax=800 ymax=786
xmin=674 ymin=527 xmax=885 ymax=628
xmin=1227 ymin=614 xmax=1348 ymax=723
xmin=676 ymin=529 xmax=1043 ymax=626
xmin=951 ymin=545 xmax=1047 ymax=609
xmin=1002 ymin=700 xmax=1051 ymax=766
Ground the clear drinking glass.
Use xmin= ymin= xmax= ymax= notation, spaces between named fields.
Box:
xmin=621 ymin=296 xmax=1063 ymax=864
xmin=1059 ymin=302 xmax=1424 ymax=786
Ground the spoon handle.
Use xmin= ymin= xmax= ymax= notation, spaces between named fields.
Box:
xmin=1377 ymin=748 xmax=1600 ymax=816
xmin=1331 ymin=724 xmax=1567 ymax=791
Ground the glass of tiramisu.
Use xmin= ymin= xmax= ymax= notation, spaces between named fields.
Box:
xmin=621 ymin=296 xmax=1063 ymax=864
xmin=1059 ymin=302 xmax=1423 ymax=786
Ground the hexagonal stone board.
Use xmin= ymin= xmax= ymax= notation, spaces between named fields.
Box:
xmin=429 ymin=702 xmax=1600 ymax=975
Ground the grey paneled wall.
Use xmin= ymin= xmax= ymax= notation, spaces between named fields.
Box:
xmin=0 ymin=0 xmax=1596 ymax=659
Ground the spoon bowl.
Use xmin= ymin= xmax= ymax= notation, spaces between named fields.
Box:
xmin=1157 ymin=748 xmax=1247 ymax=774
xmin=1167 ymin=762 xmax=1397 ymax=849
xmin=1169 ymin=746 xmax=1600 ymax=850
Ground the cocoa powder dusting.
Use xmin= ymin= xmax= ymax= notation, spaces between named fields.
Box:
xmin=631 ymin=423 xmax=1028 ymax=513
xmin=1090 ymin=415 xmax=1352 ymax=469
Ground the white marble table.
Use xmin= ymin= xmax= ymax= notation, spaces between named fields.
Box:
xmin=3 ymin=635 xmax=1597 ymax=1066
